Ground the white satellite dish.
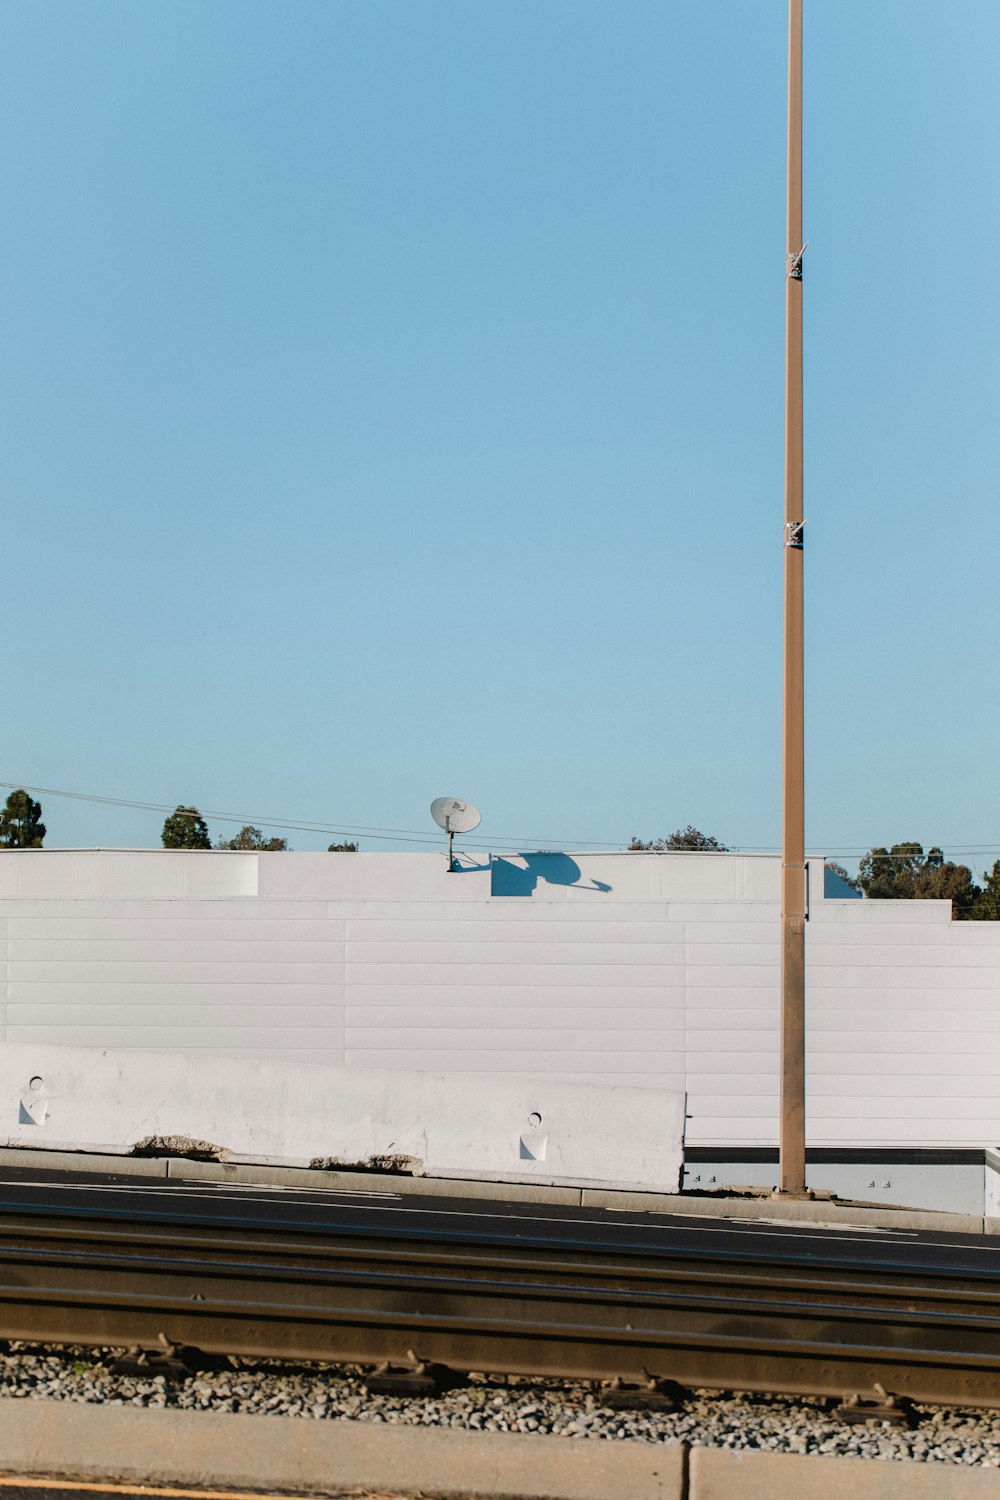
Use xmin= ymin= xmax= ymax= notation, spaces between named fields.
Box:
xmin=431 ymin=797 xmax=482 ymax=834
xmin=430 ymin=796 xmax=482 ymax=871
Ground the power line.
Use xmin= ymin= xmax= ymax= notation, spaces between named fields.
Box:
xmin=3 ymin=779 xmax=998 ymax=863
xmin=0 ymin=779 xmax=626 ymax=852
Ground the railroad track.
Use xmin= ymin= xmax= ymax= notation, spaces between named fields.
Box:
xmin=3 ymin=1200 xmax=1000 ymax=1410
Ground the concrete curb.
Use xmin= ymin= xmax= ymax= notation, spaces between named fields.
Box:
xmin=578 ymin=1186 xmax=984 ymax=1234
xmin=2 ymin=1402 xmax=1000 ymax=1499
xmin=690 ymin=1445 xmax=1000 ymax=1497
xmin=0 ymin=1145 xmax=986 ymax=1233
xmin=0 ymin=1399 xmax=685 ymax=1500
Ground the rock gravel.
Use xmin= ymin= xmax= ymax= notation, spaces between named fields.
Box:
xmin=2 ymin=1344 xmax=1000 ymax=1466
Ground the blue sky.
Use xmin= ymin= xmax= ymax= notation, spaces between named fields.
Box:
xmin=1 ymin=1 xmax=997 ymax=864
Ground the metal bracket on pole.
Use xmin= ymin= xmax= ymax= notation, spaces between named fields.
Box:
xmin=781 ymin=861 xmax=808 ymax=921
xmin=784 ymin=520 xmax=806 ymax=549
xmin=785 ymin=241 xmax=808 ymax=280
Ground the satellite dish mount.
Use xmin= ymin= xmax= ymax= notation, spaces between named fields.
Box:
xmin=430 ymin=797 xmax=482 ymax=872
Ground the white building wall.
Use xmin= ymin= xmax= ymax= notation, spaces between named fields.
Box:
xmin=1 ymin=849 xmax=999 ymax=1148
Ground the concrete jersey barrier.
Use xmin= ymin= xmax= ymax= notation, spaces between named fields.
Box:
xmin=1 ymin=1040 xmax=686 ymax=1193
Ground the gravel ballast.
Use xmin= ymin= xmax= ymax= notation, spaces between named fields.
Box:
xmin=2 ymin=1344 xmax=1000 ymax=1468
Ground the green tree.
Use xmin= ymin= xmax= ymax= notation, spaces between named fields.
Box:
xmin=857 ymin=841 xmax=981 ymax=919
xmin=971 ymin=861 xmax=1000 ymax=921
xmin=857 ymin=842 xmax=925 ymax=899
xmin=328 ymin=840 xmax=358 ymax=852
xmin=0 ymin=788 xmax=46 ymax=847
xmin=161 ymin=805 xmax=211 ymax=850
xmin=629 ymin=826 xmax=727 ymax=852
xmin=217 ymin=825 xmax=289 ymax=852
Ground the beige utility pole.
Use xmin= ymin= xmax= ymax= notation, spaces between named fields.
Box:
xmin=779 ymin=0 xmax=808 ymax=1197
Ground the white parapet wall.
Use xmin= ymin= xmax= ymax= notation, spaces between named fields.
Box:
xmin=1 ymin=848 xmax=999 ymax=1151
xmin=2 ymin=1041 xmax=686 ymax=1192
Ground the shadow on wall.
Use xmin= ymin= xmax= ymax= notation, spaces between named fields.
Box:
xmin=491 ymin=854 xmax=612 ymax=897
xmin=824 ymin=864 xmax=862 ymax=899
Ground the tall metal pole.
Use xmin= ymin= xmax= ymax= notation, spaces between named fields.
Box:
xmin=779 ymin=0 xmax=807 ymax=1197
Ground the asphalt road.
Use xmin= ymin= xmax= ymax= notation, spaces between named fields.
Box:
xmin=0 ymin=1165 xmax=998 ymax=1279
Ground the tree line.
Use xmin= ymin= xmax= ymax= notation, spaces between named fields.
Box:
xmin=630 ymin=826 xmax=1000 ymax=921
xmin=0 ymin=790 xmax=357 ymax=853
xmin=161 ymin=804 xmax=359 ymax=852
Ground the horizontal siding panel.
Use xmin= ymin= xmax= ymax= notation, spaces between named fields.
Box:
xmin=683 ymin=923 xmax=778 ymax=944
xmin=6 ymin=920 xmax=341 ymax=942
xmin=345 ymin=963 xmax=681 ymax=988
xmin=688 ymin=1094 xmax=777 ymax=1114
xmin=346 ymin=941 xmax=682 ymax=966
xmin=807 ymin=924 xmax=989 ymax=946
xmin=8 ymin=962 xmax=337 ymax=985
xmin=685 ymin=986 xmax=775 ymax=1008
xmin=345 ymin=920 xmax=678 ymax=944
xmin=344 ymin=1027 xmax=683 ymax=1051
xmin=667 ymin=903 xmax=778 ymax=923
xmin=687 ymin=965 xmax=780 ymax=987
xmin=795 ymin=1127 xmax=1000 ymax=1146
xmin=685 ymin=945 xmax=779 ymax=966
xmin=808 ymin=990 xmax=1000 ymax=1013
xmin=6 ymin=982 xmax=344 ymax=1006
xmin=345 ymin=1005 xmax=680 ymax=1029
xmin=807 ymin=1031 xmax=1000 ymax=1053
xmin=683 ymin=1007 xmax=775 ymax=1029
xmin=37 ymin=1045 xmax=348 ymax=1065
xmin=811 ymin=903 xmax=950 ymax=926
xmin=687 ymin=1032 xmax=778 ymax=1052
xmin=522 ymin=1072 xmax=680 ymax=1088
xmin=807 ymin=1078 xmax=1000 ymax=1100
xmin=339 ymin=901 xmax=668 ymax=924
xmin=809 ymin=995 xmax=1000 ymax=1015
xmin=8 ymin=1003 xmax=344 ymax=1028
xmin=344 ymin=1049 xmax=676 ymax=1073
xmin=8 ymin=940 xmax=343 ymax=962
xmin=8 ymin=1024 xmax=344 ymax=1049
xmin=689 ymin=1080 xmax=779 ymax=1104
xmin=806 ymin=967 xmax=1000 ymax=990
xmin=807 ymin=1053 xmax=1000 ymax=1076
xmin=804 ymin=1097 xmax=1000 ymax=1121
xmin=809 ymin=1014 xmax=1000 ymax=1038
xmin=342 ymin=984 xmax=685 ymax=1009
xmin=3 ymin=900 xmax=331 ymax=921
xmin=809 ymin=943 xmax=1000 ymax=968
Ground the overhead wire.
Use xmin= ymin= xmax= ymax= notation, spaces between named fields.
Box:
xmin=2 ymin=779 xmax=998 ymax=863
xmin=0 ymin=779 xmax=622 ymax=852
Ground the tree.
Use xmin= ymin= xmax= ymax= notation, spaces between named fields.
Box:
xmin=857 ymin=842 xmax=924 ymax=899
xmin=856 ymin=841 xmax=981 ymax=919
xmin=161 ymin=805 xmax=211 ymax=850
xmin=217 ymin=825 xmax=289 ymax=852
xmin=971 ymin=861 xmax=1000 ymax=922
xmin=328 ymin=840 xmax=358 ymax=852
xmin=0 ymin=788 xmax=46 ymax=847
xmin=629 ymin=826 xmax=728 ymax=852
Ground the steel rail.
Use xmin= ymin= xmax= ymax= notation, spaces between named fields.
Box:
xmin=4 ymin=1207 xmax=1000 ymax=1408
